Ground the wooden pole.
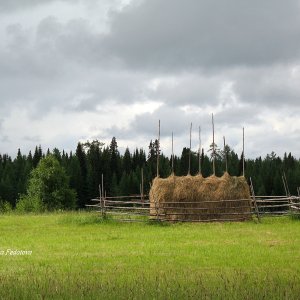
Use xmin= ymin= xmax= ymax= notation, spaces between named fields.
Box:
xmin=157 ymin=120 xmax=160 ymax=178
xmin=188 ymin=122 xmax=192 ymax=175
xmin=224 ymin=136 xmax=228 ymax=173
xmin=141 ymin=168 xmax=144 ymax=207
xmin=101 ymin=174 xmax=105 ymax=217
xmin=297 ymin=188 xmax=300 ymax=210
xmin=282 ymin=172 xmax=291 ymax=210
xmin=283 ymin=172 xmax=290 ymax=197
xmin=101 ymin=173 xmax=104 ymax=201
xmin=282 ymin=175 xmax=288 ymax=197
xmin=171 ymin=132 xmax=174 ymax=175
xmin=250 ymin=177 xmax=260 ymax=222
xmin=141 ymin=168 xmax=144 ymax=198
xmin=198 ymin=126 xmax=201 ymax=175
xmin=212 ymin=113 xmax=215 ymax=176
xmin=99 ymin=184 xmax=103 ymax=217
xmin=242 ymin=127 xmax=245 ymax=177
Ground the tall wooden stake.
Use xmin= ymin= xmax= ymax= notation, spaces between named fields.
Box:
xmin=101 ymin=173 xmax=104 ymax=201
xmin=283 ymin=172 xmax=290 ymax=197
xmin=141 ymin=167 xmax=144 ymax=203
xmin=224 ymin=136 xmax=228 ymax=173
xmin=101 ymin=174 xmax=105 ymax=217
xmin=212 ymin=113 xmax=215 ymax=176
xmin=282 ymin=175 xmax=288 ymax=197
xmin=141 ymin=168 xmax=144 ymax=197
xmin=188 ymin=122 xmax=192 ymax=175
xmin=250 ymin=177 xmax=260 ymax=222
xmin=157 ymin=120 xmax=160 ymax=178
xmin=242 ymin=127 xmax=245 ymax=177
xmin=198 ymin=126 xmax=201 ymax=175
xmin=99 ymin=184 xmax=103 ymax=217
xmin=171 ymin=132 xmax=174 ymax=175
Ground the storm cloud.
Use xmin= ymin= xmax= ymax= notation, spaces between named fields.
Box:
xmin=0 ymin=0 xmax=300 ymax=158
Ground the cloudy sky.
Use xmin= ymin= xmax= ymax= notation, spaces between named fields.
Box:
xmin=1 ymin=0 xmax=300 ymax=158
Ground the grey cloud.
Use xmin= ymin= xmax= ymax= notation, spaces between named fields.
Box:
xmin=145 ymin=74 xmax=222 ymax=106
xmin=0 ymin=119 xmax=4 ymax=143
xmin=233 ymin=65 xmax=300 ymax=107
xmin=106 ymin=102 xmax=260 ymax=140
xmin=102 ymin=0 xmax=300 ymax=71
xmin=215 ymin=105 xmax=261 ymax=127
xmin=23 ymin=135 xmax=41 ymax=143
xmin=105 ymin=104 xmax=197 ymax=140
xmin=7 ymin=0 xmax=299 ymax=75
xmin=1 ymin=135 xmax=10 ymax=143
xmin=247 ymin=127 xmax=300 ymax=159
xmin=1 ymin=0 xmax=300 ymax=158
xmin=0 ymin=0 xmax=76 ymax=13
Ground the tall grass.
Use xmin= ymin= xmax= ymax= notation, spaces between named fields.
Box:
xmin=0 ymin=212 xmax=300 ymax=299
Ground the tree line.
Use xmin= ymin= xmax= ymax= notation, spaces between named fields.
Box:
xmin=0 ymin=137 xmax=300 ymax=211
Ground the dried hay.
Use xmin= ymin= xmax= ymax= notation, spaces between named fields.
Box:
xmin=149 ymin=172 xmax=251 ymax=222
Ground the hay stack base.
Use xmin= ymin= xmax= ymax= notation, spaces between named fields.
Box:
xmin=149 ymin=173 xmax=252 ymax=222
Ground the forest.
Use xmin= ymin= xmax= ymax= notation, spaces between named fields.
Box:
xmin=0 ymin=136 xmax=300 ymax=210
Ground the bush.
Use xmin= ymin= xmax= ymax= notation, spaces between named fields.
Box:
xmin=16 ymin=195 xmax=44 ymax=213
xmin=19 ymin=155 xmax=77 ymax=212
xmin=0 ymin=199 xmax=12 ymax=213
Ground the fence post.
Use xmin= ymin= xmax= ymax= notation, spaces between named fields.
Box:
xmin=250 ymin=177 xmax=260 ymax=222
xmin=99 ymin=184 xmax=103 ymax=218
xmin=282 ymin=172 xmax=293 ymax=215
xmin=157 ymin=120 xmax=160 ymax=178
xmin=141 ymin=168 xmax=144 ymax=208
xmin=212 ymin=114 xmax=215 ymax=176
xmin=154 ymin=198 xmax=159 ymax=221
xmin=104 ymin=190 xmax=107 ymax=218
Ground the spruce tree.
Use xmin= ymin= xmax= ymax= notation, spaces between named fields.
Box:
xmin=123 ymin=147 xmax=132 ymax=174
xmin=75 ymin=142 xmax=88 ymax=205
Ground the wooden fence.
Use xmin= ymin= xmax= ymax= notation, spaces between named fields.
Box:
xmin=254 ymin=195 xmax=300 ymax=216
xmin=86 ymin=194 xmax=300 ymax=222
xmin=86 ymin=195 xmax=150 ymax=222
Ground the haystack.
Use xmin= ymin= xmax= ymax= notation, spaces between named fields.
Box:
xmin=149 ymin=173 xmax=251 ymax=222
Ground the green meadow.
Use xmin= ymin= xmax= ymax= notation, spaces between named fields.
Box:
xmin=0 ymin=212 xmax=300 ymax=299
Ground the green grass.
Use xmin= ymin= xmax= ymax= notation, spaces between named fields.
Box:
xmin=0 ymin=212 xmax=300 ymax=299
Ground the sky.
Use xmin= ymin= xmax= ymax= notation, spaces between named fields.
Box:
xmin=1 ymin=0 xmax=300 ymax=159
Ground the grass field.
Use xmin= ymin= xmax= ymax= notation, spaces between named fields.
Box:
xmin=0 ymin=212 xmax=300 ymax=299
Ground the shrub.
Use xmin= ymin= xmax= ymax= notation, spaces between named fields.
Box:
xmin=19 ymin=155 xmax=76 ymax=212
xmin=16 ymin=195 xmax=44 ymax=213
xmin=0 ymin=199 xmax=12 ymax=213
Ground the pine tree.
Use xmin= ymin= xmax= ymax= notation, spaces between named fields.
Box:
xmin=0 ymin=157 xmax=14 ymax=206
xmin=111 ymin=173 xmax=120 ymax=196
xmin=202 ymin=153 xmax=212 ymax=177
xmin=119 ymin=172 xmax=130 ymax=195
xmin=13 ymin=149 xmax=27 ymax=199
xmin=53 ymin=148 xmax=62 ymax=162
xmin=179 ymin=147 xmax=189 ymax=176
xmin=110 ymin=137 xmax=121 ymax=180
xmin=147 ymin=140 xmax=157 ymax=178
xmin=123 ymin=147 xmax=132 ymax=174
xmin=33 ymin=146 xmax=42 ymax=168
xmin=67 ymin=155 xmax=84 ymax=208
xmin=75 ymin=142 xmax=88 ymax=205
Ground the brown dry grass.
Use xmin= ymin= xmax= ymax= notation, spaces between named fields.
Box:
xmin=150 ymin=172 xmax=251 ymax=222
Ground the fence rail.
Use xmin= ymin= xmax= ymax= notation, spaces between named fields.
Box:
xmin=86 ymin=194 xmax=300 ymax=222
xmin=254 ymin=195 xmax=300 ymax=217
